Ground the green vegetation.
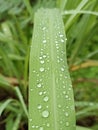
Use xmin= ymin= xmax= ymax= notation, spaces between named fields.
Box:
xmin=0 ymin=0 xmax=98 ymax=130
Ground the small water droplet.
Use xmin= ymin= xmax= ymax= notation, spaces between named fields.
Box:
xmin=29 ymin=118 xmax=32 ymax=122
xmin=32 ymin=125 xmax=35 ymax=128
xmin=42 ymin=110 xmax=49 ymax=118
xmin=36 ymin=126 xmax=39 ymax=128
xmin=46 ymin=123 xmax=50 ymax=127
xmin=39 ymin=92 xmax=43 ymax=95
xmin=60 ymin=34 xmax=63 ymax=37
xmin=61 ymin=67 xmax=64 ymax=71
xmin=65 ymin=95 xmax=69 ymax=98
xmin=43 ymin=96 xmax=49 ymax=102
xmin=65 ymin=112 xmax=69 ymax=117
xmin=40 ymin=60 xmax=44 ymax=64
xmin=43 ymin=55 xmax=47 ymax=58
xmin=61 ymin=39 xmax=64 ymax=43
xmin=37 ymin=83 xmax=42 ymax=88
xmin=39 ymin=57 xmax=43 ymax=59
xmin=65 ymin=38 xmax=67 ymax=41
xmin=42 ymin=27 xmax=46 ymax=30
xmin=30 ymin=88 xmax=33 ymax=91
xmin=63 ymin=91 xmax=66 ymax=94
xmin=37 ymin=104 xmax=42 ymax=109
xmin=39 ymin=127 xmax=44 ymax=130
xmin=40 ymin=67 xmax=44 ymax=72
xmin=43 ymin=40 xmax=47 ymax=43
xmin=66 ymin=122 xmax=69 ymax=126
xmin=58 ymin=105 xmax=61 ymax=108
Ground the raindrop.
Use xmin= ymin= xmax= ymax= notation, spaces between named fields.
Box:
xmin=36 ymin=126 xmax=39 ymax=128
xmin=37 ymin=83 xmax=42 ymax=88
xmin=68 ymin=88 xmax=71 ymax=91
xmin=63 ymin=91 xmax=66 ymax=94
xmin=65 ymin=112 xmax=69 ymax=117
xmin=61 ymin=39 xmax=64 ymax=43
xmin=39 ymin=127 xmax=44 ymax=130
xmin=40 ymin=60 xmax=44 ymax=64
xmin=43 ymin=96 xmax=49 ymax=102
xmin=60 ymin=34 xmax=63 ymax=37
xmin=60 ymin=121 xmax=63 ymax=124
xmin=42 ymin=27 xmax=46 ymax=30
xmin=61 ymin=67 xmax=64 ymax=71
xmin=43 ymin=55 xmax=47 ymax=58
xmin=32 ymin=125 xmax=35 ymax=128
xmin=30 ymin=88 xmax=33 ymax=91
xmin=37 ymin=104 xmax=42 ymax=109
xmin=40 ymin=67 xmax=44 ymax=72
xmin=65 ymin=95 xmax=69 ymax=98
xmin=65 ymin=122 xmax=69 ymax=127
xmin=46 ymin=123 xmax=50 ymax=127
xmin=42 ymin=110 xmax=49 ymax=118
xmin=39 ymin=92 xmax=43 ymax=95
xmin=43 ymin=40 xmax=47 ymax=43
xmin=65 ymin=38 xmax=67 ymax=41
xmin=58 ymin=105 xmax=61 ymax=108
xmin=39 ymin=57 xmax=43 ymax=60
xmin=29 ymin=118 xmax=32 ymax=122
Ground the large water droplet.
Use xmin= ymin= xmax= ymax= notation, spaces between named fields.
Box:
xmin=43 ymin=96 xmax=49 ymax=102
xmin=42 ymin=110 xmax=49 ymax=118
xmin=40 ymin=67 xmax=44 ymax=72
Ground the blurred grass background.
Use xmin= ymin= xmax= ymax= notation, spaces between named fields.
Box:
xmin=0 ymin=0 xmax=98 ymax=130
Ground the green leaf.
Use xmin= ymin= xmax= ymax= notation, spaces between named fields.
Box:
xmin=0 ymin=99 xmax=13 ymax=116
xmin=29 ymin=8 xmax=76 ymax=130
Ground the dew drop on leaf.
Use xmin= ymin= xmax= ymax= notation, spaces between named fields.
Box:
xmin=40 ymin=67 xmax=44 ymax=72
xmin=42 ymin=110 xmax=49 ymax=118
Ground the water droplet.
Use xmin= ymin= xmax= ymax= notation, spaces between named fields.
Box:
xmin=37 ymin=83 xmax=42 ymax=88
xmin=42 ymin=27 xmax=46 ymax=30
xmin=37 ymin=104 xmax=42 ymax=109
xmin=43 ymin=96 xmax=49 ymax=102
xmin=30 ymin=88 xmax=33 ymax=91
xmin=43 ymin=40 xmax=47 ymax=43
xmin=36 ymin=126 xmax=39 ymax=128
xmin=40 ymin=60 xmax=44 ymax=64
xmin=29 ymin=118 xmax=32 ymax=122
xmin=58 ymin=105 xmax=61 ymax=108
xmin=39 ymin=56 xmax=42 ymax=59
xmin=39 ymin=127 xmax=44 ymax=130
xmin=61 ymin=39 xmax=64 ymax=43
xmin=60 ymin=121 xmax=63 ymax=124
xmin=65 ymin=112 xmax=69 ymax=117
xmin=42 ymin=110 xmax=49 ymax=118
xmin=66 ymin=106 xmax=69 ymax=109
xmin=46 ymin=123 xmax=50 ymax=127
xmin=65 ymin=95 xmax=69 ymax=98
xmin=39 ymin=92 xmax=43 ymax=95
xmin=61 ymin=67 xmax=64 ymax=71
xmin=65 ymin=38 xmax=67 ymax=41
xmin=43 ymin=55 xmax=46 ymax=58
xmin=32 ymin=125 xmax=35 ymax=128
xmin=63 ymin=86 xmax=65 ymax=88
xmin=66 ymin=122 xmax=69 ymax=126
xmin=60 ymin=34 xmax=63 ymax=37
xmin=40 ymin=67 xmax=44 ymax=72
xmin=63 ymin=91 xmax=66 ymax=94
